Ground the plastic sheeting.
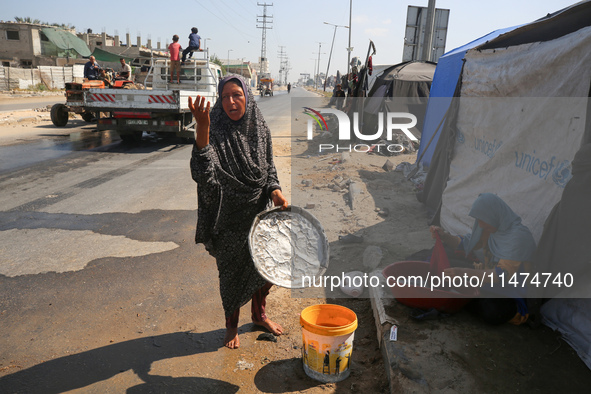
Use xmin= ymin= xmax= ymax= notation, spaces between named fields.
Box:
xmin=41 ymin=28 xmax=91 ymax=57
xmin=440 ymin=26 xmax=591 ymax=241
xmin=416 ymin=26 xmax=520 ymax=167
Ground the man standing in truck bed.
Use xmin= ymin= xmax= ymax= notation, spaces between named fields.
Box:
xmin=181 ymin=27 xmax=201 ymax=64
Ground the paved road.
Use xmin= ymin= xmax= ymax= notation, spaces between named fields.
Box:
xmin=0 ymin=94 xmax=65 ymax=112
xmin=0 ymin=86 xmax=318 ymax=392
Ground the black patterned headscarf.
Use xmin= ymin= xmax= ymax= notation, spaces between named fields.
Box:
xmin=206 ymin=74 xmax=279 ymax=194
xmin=192 ymin=74 xmax=280 ymax=248
xmin=218 ymin=74 xmax=249 ymax=106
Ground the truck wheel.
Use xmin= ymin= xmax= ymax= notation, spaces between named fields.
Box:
xmin=81 ymin=112 xmax=94 ymax=122
xmin=50 ymin=104 xmax=69 ymax=127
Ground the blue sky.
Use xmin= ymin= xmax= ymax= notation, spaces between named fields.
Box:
xmin=2 ymin=0 xmax=580 ymax=81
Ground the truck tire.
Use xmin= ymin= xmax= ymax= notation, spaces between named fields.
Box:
xmin=50 ymin=103 xmax=69 ymax=127
xmin=81 ymin=111 xmax=94 ymax=122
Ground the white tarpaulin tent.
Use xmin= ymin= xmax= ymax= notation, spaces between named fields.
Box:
xmin=440 ymin=27 xmax=591 ymax=240
xmin=418 ymin=0 xmax=591 ymax=368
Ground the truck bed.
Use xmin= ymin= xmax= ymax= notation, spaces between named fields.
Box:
xmin=83 ymin=88 xmax=216 ymax=112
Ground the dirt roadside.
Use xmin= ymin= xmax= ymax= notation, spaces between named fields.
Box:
xmin=0 ymin=91 xmax=68 ymax=145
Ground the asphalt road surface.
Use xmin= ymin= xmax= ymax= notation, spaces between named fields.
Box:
xmin=0 ymin=87 xmax=340 ymax=392
xmin=0 ymin=94 xmax=65 ymax=112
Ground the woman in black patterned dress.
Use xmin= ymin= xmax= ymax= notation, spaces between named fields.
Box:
xmin=189 ymin=74 xmax=288 ymax=349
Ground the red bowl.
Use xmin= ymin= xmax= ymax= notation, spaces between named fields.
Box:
xmin=382 ymin=261 xmax=479 ymax=313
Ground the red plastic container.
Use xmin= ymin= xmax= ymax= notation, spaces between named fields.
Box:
xmin=382 ymin=261 xmax=479 ymax=313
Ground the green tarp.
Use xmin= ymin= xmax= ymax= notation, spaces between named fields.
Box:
xmin=41 ymin=28 xmax=91 ymax=57
xmin=90 ymin=47 xmax=135 ymax=63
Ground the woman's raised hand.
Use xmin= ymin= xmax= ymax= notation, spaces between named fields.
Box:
xmin=188 ymin=95 xmax=211 ymax=149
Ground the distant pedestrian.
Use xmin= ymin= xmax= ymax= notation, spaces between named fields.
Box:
xmin=334 ymin=84 xmax=346 ymax=110
xmin=169 ymin=35 xmax=182 ymax=84
xmin=181 ymin=27 xmax=201 ymax=64
xmin=287 ymin=83 xmax=291 ymax=93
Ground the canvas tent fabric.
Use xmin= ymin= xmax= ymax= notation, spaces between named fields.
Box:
xmin=415 ymin=26 xmax=520 ymax=168
xmin=440 ymin=27 xmax=591 ymax=241
xmin=416 ymin=0 xmax=591 ymax=369
xmin=366 ymin=61 xmax=436 ymax=99
xmin=420 ymin=2 xmax=591 ymax=238
xmin=417 ymin=0 xmax=591 ymax=168
xmin=362 ymin=61 xmax=436 ymax=139
xmin=41 ymin=28 xmax=91 ymax=57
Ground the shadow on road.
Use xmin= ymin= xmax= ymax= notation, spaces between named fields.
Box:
xmin=0 ymin=330 xmax=238 ymax=393
xmin=254 ymin=357 xmax=322 ymax=393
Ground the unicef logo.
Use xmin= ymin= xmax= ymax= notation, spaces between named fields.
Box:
xmin=456 ymin=130 xmax=465 ymax=144
xmin=552 ymin=160 xmax=572 ymax=188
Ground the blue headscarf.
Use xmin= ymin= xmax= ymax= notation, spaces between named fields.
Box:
xmin=463 ymin=193 xmax=536 ymax=262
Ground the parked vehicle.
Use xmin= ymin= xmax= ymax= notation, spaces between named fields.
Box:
xmin=50 ymin=68 xmax=134 ymax=127
xmin=52 ymin=50 xmax=222 ymax=143
xmin=259 ymin=77 xmax=274 ymax=96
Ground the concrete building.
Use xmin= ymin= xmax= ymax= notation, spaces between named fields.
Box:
xmin=0 ymin=21 xmax=90 ymax=67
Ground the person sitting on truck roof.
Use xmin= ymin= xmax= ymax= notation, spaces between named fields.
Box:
xmin=189 ymin=74 xmax=288 ymax=349
xmin=116 ymin=58 xmax=132 ymax=81
xmin=181 ymin=27 xmax=201 ymax=64
xmin=84 ymin=56 xmax=101 ymax=80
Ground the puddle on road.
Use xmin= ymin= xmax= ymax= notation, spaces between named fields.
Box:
xmin=0 ymin=130 xmax=118 ymax=172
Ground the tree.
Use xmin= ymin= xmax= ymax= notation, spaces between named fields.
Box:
xmin=14 ymin=17 xmax=41 ymax=24
xmin=210 ymin=54 xmax=227 ymax=74
xmin=14 ymin=17 xmax=75 ymax=30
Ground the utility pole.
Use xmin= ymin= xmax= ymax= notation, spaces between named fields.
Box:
xmin=278 ymin=46 xmax=287 ymax=85
xmin=283 ymin=59 xmax=291 ymax=85
xmin=421 ymin=0 xmax=437 ymax=61
xmin=323 ymin=22 xmax=349 ymax=91
xmin=346 ymin=0 xmax=353 ymax=77
xmin=313 ymin=42 xmax=325 ymax=90
xmin=257 ymin=3 xmax=273 ymax=76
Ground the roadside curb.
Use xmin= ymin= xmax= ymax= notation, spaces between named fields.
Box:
xmin=369 ymin=283 xmax=397 ymax=393
xmin=369 ymin=276 xmax=428 ymax=393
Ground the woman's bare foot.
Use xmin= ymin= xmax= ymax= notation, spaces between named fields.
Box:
xmin=253 ymin=318 xmax=284 ymax=336
xmin=224 ymin=327 xmax=240 ymax=349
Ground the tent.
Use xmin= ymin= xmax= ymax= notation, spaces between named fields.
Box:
xmin=362 ymin=61 xmax=436 ymax=141
xmin=415 ymin=25 xmax=521 ymax=167
xmin=367 ymin=61 xmax=436 ymax=100
xmin=418 ymin=0 xmax=591 ymax=368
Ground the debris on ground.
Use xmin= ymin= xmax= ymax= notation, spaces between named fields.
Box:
xmin=256 ymin=333 xmax=278 ymax=342
xmin=234 ymin=360 xmax=254 ymax=371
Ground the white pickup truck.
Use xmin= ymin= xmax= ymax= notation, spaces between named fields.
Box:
xmin=83 ymin=50 xmax=222 ymax=142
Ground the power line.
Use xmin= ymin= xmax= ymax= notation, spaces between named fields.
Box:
xmin=257 ymin=2 xmax=273 ymax=76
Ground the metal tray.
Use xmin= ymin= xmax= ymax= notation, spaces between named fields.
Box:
xmin=248 ymin=206 xmax=329 ymax=288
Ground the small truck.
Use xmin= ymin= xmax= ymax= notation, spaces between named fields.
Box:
xmin=79 ymin=50 xmax=222 ymax=142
